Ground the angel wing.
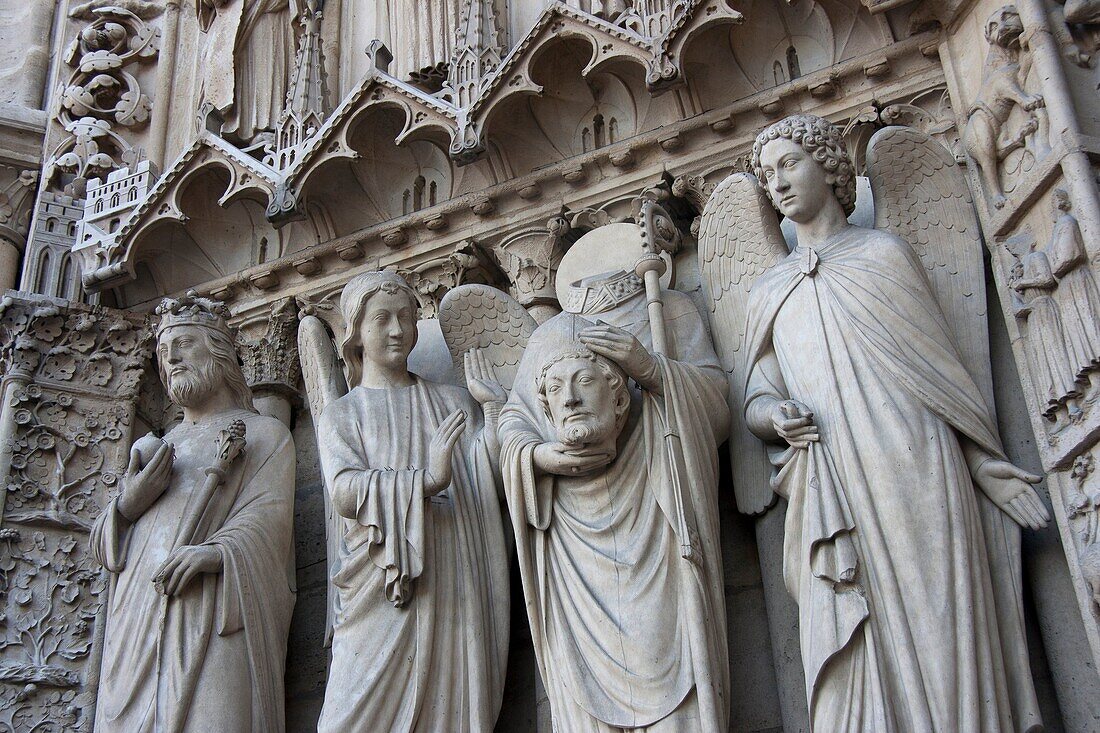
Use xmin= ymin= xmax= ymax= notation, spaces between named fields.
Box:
xmin=297 ymin=314 xmax=349 ymax=647
xmin=866 ymin=125 xmax=994 ymax=410
xmin=697 ymin=173 xmax=790 ymax=516
xmin=438 ymin=284 xmax=538 ymax=391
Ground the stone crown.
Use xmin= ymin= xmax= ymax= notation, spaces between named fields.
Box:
xmin=155 ymin=290 xmax=233 ymax=338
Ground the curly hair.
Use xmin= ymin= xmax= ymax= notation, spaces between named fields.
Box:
xmin=751 ymin=114 xmax=857 ymax=217
xmin=535 ymin=348 xmax=629 ymax=425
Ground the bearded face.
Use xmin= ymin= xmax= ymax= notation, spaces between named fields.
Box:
xmin=539 ymin=354 xmax=630 ymax=462
xmin=157 ymin=325 xmax=223 ymax=408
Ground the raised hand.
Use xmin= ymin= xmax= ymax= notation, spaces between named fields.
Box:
xmin=117 ymin=439 xmax=174 ymax=522
xmin=972 ymin=459 xmax=1050 ymax=530
xmin=533 ymin=442 xmax=615 ymax=477
xmin=152 ymin=545 xmax=222 ymax=596
xmin=425 ymin=410 xmax=467 ymax=496
xmin=772 ymin=400 xmax=819 ymax=449
xmin=465 ymin=348 xmax=507 ymax=405
xmin=578 ymin=322 xmax=659 ymax=389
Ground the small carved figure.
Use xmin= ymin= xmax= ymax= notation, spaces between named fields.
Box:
xmin=198 ymin=0 xmax=296 ymax=144
xmin=963 ymin=5 xmax=1045 ymax=209
xmin=1047 ymin=189 xmax=1100 ymax=393
xmin=308 ymin=271 xmax=510 ymax=732
xmin=1081 ymin=543 xmax=1100 ymax=610
xmin=703 ymin=114 xmax=1047 ymax=732
xmin=500 ymin=220 xmax=731 ymax=731
xmin=1048 ymin=0 xmax=1100 ymax=65
xmin=90 ymin=292 xmax=296 ymax=732
xmin=1013 ymin=245 xmax=1082 ymax=416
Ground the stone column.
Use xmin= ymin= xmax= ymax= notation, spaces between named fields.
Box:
xmin=0 ymin=237 xmax=21 ymax=292
xmin=0 ymin=293 xmax=153 ymax=729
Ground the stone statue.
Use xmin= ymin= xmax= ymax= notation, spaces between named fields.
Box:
xmin=90 ymin=292 xmax=296 ymax=732
xmin=305 ymin=271 xmax=511 ymax=732
xmin=374 ymin=0 xmax=461 ymax=80
xmin=499 ymin=219 xmax=731 ymax=731
xmin=1047 ymin=188 xmax=1100 ymax=394
xmin=198 ymin=0 xmax=296 ymax=144
xmin=1013 ymin=245 xmax=1081 ymax=418
xmin=700 ymin=114 xmax=1049 ymax=732
xmin=962 ymin=5 xmax=1046 ymax=210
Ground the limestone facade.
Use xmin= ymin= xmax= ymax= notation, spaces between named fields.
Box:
xmin=2 ymin=1 xmax=1100 ymax=730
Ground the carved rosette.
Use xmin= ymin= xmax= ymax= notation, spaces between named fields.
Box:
xmin=0 ymin=294 xmax=152 ymax=731
xmin=237 ymin=298 xmax=302 ymax=399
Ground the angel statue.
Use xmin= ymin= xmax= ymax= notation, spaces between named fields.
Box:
xmin=499 ymin=213 xmax=731 ymax=731
xmin=698 ymin=114 xmax=1050 ymax=732
xmin=299 ymin=270 xmax=532 ymax=732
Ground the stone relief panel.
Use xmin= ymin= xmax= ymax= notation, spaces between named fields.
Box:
xmin=21 ymin=3 xmax=163 ymax=303
xmin=1068 ymin=448 xmax=1100 ymax=611
xmin=945 ymin=0 xmax=1100 ymax=672
xmin=961 ymin=6 xmax=1050 ymax=211
xmin=1000 ymin=190 xmax=1100 ymax=456
xmin=45 ymin=6 xmax=159 ymax=197
xmin=0 ymin=295 xmax=152 ymax=732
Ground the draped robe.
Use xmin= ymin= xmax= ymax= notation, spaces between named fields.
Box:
xmin=198 ymin=0 xmax=294 ymax=142
xmin=91 ymin=409 xmax=296 ymax=733
xmin=316 ymin=377 xmax=509 ymax=733
xmin=1048 ymin=211 xmax=1100 ymax=378
xmin=500 ymin=286 xmax=731 ymax=731
xmin=743 ymin=225 xmax=1041 ymax=733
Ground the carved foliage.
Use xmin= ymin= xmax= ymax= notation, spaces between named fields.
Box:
xmin=46 ymin=7 xmax=159 ymax=193
xmin=0 ymin=299 xmax=150 ymax=391
xmin=238 ymin=298 xmax=302 ymax=397
xmin=0 ymin=529 xmax=106 ymax=689
xmin=0 ymin=296 xmax=152 ymax=731
xmin=398 ymin=240 xmax=503 ymax=319
xmin=4 ymin=386 xmax=131 ymax=531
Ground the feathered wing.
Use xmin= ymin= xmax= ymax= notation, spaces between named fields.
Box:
xmin=698 ymin=173 xmax=790 ymax=515
xmin=297 ymin=314 xmax=350 ymax=647
xmin=866 ymin=125 xmax=994 ymax=411
xmin=438 ymin=284 xmax=538 ymax=392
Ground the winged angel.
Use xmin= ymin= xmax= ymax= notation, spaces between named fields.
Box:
xmin=699 ymin=114 xmax=1049 ymax=733
xmin=297 ymin=270 xmax=536 ymax=732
